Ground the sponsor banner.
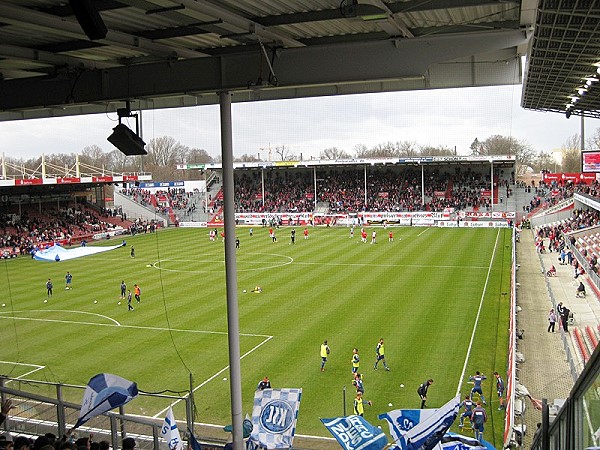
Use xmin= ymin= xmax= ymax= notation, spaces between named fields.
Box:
xmin=92 ymin=228 xmax=126 ymax=240
xmin=139 ymin=181 xmax=185 ymax=188
xmin=543 ymin=172 xmax=599 ymax=184
xmin=359 ymin=211 xmax=445 ymax=221
xmin=179 ymin=222 xmax=208 ymax=228
xmin=93 ymin=176 xmax=113 ymax=182
xmin=57 ymin=177 xmax=81 ymax=184
xmin=438 ymin=221 xmax=459 ymax=228
xmin=15 ymin=178 xmax=43 ymax=185
xmin=177 ymin=163 xmax=205 ymax=170
xmin=460 ymin=221 xmax=510 ymax=228
xmin=412 ymin=219 xmax=436 ymax=227
xmin=462 ymin=211 xmax=516 ymax=219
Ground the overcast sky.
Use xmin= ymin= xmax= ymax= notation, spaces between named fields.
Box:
xmin=0 ymin=83 xmax=594 ymax=161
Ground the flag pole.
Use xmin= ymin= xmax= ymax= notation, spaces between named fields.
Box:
xmin=186 ymin=373 xmax=194 ymax=436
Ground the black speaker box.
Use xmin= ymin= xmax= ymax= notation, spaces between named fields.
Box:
xmin=69 ymin=0 xmax=108 ymax=40
xmin=108 ymin=124 xmax=147 ymax=156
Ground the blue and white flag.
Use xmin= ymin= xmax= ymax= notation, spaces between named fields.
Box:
xmin=378 ymin=408 xmax=438 ymax=443
xmin=161 ymin=407 xmax=183 ymax=450
xmin=439 ymin=432 xmax=493 ymax=450
xmin=75 ymin=373 xmax=138 ymax=428
xmin=380 ymin=395 xmax=460 ymax=450
xmin=321 ymin=415 xmax=388 ymax=450
xmin=249 ymin=388 xmax=302 ymax=449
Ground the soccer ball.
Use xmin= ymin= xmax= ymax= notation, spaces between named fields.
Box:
xmin=118 ymin=301 xmax=121 ymax=305
xmin=400 ymin=384 xmax=405 ymax=388
xmin=243 ymin=290 xmax=247 ymax=293
xmin=1 ymin=304 xmax=5 ymax=307
xmin=44 ymin=299 xmax=47 ymax=303
xmin=94 ymin=300 xmax=98 ymax=304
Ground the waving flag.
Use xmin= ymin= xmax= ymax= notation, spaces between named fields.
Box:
xmin=378 ymin=408 xmax=438 ymax=443
xmin=161 ymin=407 xmax=183 ymax=450
xmin=321 ymin=415 xmax=387 ymax=450
xmin=439 ymin=432 xmax=493 ymax=449
xmin=249 ymin=388 xmax=302 ymax=449
xmin=75 ymin=373 xmax=138 ymax=428
xmin=379 ymin=395 xmax=460 ymax=450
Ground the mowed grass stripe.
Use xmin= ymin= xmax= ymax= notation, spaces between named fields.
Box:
xmin=0 ymin=226 xmax=511 ymax=445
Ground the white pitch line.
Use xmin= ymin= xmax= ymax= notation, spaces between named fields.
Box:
xmin=292 ymin=262 xmax=489 ymax=270
xmin=42 ymin=309 xmax=121 ymax=326
xmin=455 ymin=228 xmax=500 ymax=397
xmin=0 ymin=360 xmax=46 ymax=384
xmin=153 ymin=334 xmax=274 ymax=419
xmin=417 ymin=228 xmax=430 ymax=237
xmin=0 ymin=313 xmax=271 ymax=338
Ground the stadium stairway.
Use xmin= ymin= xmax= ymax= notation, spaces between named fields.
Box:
xmin=514 ymin=231 xmax=584 ymax=447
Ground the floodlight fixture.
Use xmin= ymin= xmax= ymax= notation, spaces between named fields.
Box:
xmin=107 ymin=101 xmax=147 ymax=156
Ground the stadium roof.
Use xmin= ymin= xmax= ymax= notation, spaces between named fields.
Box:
xmin=0 ymin=0 xmax=533 ymax=122
xmin=1 ymin=0 xmax=597 ymax=122
xmin=521 ymin=0 xmax=600 ymax=119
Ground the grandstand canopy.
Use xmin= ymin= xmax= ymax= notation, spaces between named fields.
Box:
xmin=1 ymin=0 xmax=535 ymax=122
xmin=0 ymin=0 xmax=597 ymax=122
xmin=521 ymin=0 xmax=600 ymax=119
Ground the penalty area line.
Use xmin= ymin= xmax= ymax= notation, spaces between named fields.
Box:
xmin=153 ymin=335 xmax=274 ymax=419
xmin=0 ymin=360 xmax=46 ymax=383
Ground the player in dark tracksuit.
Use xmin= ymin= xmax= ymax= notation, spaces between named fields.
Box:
xmin=417 ymin=379 xmax=433 ymax=409
xmin=471 ymin=402 xmax=487 ymax=443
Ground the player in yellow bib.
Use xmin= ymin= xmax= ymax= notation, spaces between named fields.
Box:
xmin=320 ymin=340 xmax=330 ymax=372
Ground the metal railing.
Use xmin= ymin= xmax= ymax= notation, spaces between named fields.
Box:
xmin=0 ymin=377 xmax=193 ymax=450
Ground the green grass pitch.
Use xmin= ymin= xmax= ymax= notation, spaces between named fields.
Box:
xmin=0 ymin=226 xmax=512 ymax=447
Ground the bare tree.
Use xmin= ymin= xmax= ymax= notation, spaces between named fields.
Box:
xmin=396 ymin=141 xmax=419 ymax=157
xmin=586 ymin=127 xmax=600 ymax=150
xmin=353 ymin=144 xmax=368 ymax=157
xmin=235 ymin=153 xmax=263 ymax=162
xmin=319 ymin=147 xmax=352 ymax=159
xmin=419 ymin=145 xmax=455 ymax=156
xmin=145 ymin=136 xmax=189 ymax=179
xmin=182 ymin=148 xmax=213 ymax=164
xmin=470 ymin=138 xmax=482 ymax=155
xmin=274 ymin=145 xmax=297 ymax=161
xmin=562 ymin=134 xmax=582 ymax=173
xmin=480 ymin=135 xmax=535 ymax=174
xmin=533 ymin=152 xmax=558 ymax=173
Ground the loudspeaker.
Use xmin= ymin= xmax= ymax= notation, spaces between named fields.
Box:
xmin=69 ymin=0 xmax=108 ymax=40
xmin=107 ymin=124 xmax=147 ymax=156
